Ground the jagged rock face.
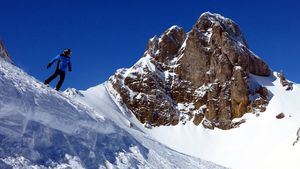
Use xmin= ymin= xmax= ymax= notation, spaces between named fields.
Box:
xmin=0 ymin=40 xmax=13 ymax=63
xmin=278 ymin=71 xmax=293 ymax=91
xmin=109 ymin=12 xmax=271 ymax=129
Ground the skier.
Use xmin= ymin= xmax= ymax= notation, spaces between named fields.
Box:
xmin=44 ymin=49 xmax=72 ymax=91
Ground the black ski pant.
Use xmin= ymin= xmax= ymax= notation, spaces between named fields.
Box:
xmin=44 ymin=69 xmax=66 ymax=91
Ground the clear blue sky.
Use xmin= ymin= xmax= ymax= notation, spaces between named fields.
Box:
xmin=1 ymin=0 xmax=299 ymax=90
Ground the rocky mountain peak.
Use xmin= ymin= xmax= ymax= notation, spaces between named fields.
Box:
xmin=0 ymin=40 xmax=13 ymax=63
xmin=196 ymin=12 xmax=248 ymax=47
xmin=146 ymin=25 xmax=186 ymax=65
xmin=109 ymin=12 xmax=271 ymax=130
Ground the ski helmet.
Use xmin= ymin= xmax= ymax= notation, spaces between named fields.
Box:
xmin=63 ymin=48 xmax=72 ymax=56
xmin=64 ymin=48 xmax=71 ymax=54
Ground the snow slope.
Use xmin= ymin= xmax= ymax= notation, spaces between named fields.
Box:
xmin=0 ymin=58 xmax=225 ymax=169
xmin=142 ymin=74 xmax=300 ymax=169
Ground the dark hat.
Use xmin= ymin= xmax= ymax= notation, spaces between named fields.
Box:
xmin=64 ymin=48 xmax=71 ymax=53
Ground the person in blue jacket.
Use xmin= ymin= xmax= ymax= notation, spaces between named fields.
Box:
xmin=44 ymin=48 xmax=72 ymax=91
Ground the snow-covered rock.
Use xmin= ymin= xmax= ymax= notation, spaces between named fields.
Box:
xmin=0 ymin=40 xmax=13 ymax=63
xmin=109 ymin=12 xmax=270 ymax=129
xmin=64 ymin=88 xmax=84 ymax=98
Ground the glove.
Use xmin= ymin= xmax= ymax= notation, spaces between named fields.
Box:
xmin=46 ymin=63 xmax=52 ymax=69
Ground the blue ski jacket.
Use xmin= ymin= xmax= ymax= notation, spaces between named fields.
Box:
xmin=48 ymin=54 xmax=72 ymax=72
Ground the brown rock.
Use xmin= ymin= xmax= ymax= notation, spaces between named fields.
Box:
xmin=231 ymin=68 xmax=249 ymax=118
xmin=151 ymin=26 xmax=186 ymax=68
xmin=276 ymin=113 xmax=285 ymax=119
xmin=231 ymin=119 xmax=246 ymax=128
xmin=278 ymin=71 xmax=293 ymax=91
xmin=286 ymin=83 xmax=293 ymax=91
xmin=193 ymin=113 xmax=204 ymax=126
xmin=256 ymin=87 xmax=269 ymax=100
xmin=249 ymin=55 xmax=271 ymax=76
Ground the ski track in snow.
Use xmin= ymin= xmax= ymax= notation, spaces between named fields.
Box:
xmin=0 ymin=58 xmax=225 ymax=169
